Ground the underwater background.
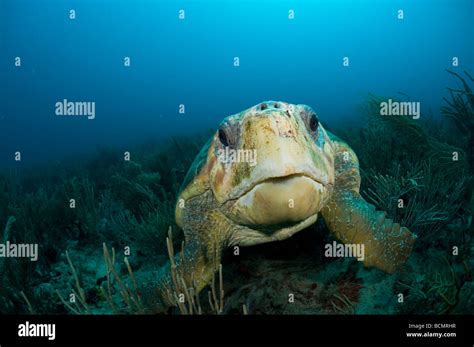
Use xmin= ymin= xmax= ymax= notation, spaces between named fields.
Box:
xmin=0 ymin=0 xmax=473 ymax=314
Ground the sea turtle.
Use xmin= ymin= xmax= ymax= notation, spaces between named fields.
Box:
xmin=156 ymin=101 xmax=416 ymax=308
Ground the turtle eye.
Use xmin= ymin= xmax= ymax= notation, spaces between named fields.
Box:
xmin=218 ymin=128 xmax=229 ymax=147
xmin=218 ymin=123 xmax=236 ymax=148
xmin=306 ymin=113 xmax=319 ymax=132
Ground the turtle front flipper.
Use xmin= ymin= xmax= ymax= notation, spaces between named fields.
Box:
xmin=155 ymin=229 xmax=223 ymax=310
xmin=154 ymin=191 xmax=232 ymax=310
xmin=321 ymin=190 xmax=416 ymax=272
xmin=321 ymin=133 xmax=416 ymax=273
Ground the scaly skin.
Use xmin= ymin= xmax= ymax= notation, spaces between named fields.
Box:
xmin=155 ymin=101 xmax=416 ymax=309
xmin=321 ymin=135 xmax=416 ymax=272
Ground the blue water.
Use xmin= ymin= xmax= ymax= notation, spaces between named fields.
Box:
xmin=1 ymin=0 xmax=473 ymax=168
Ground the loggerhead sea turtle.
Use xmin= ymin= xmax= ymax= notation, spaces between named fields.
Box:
xmin=156 ymin=101 xmax=416 ymax=308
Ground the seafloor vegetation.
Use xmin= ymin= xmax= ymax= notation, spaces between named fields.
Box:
xmin=0 ymin=70 xmax=473 ymax=315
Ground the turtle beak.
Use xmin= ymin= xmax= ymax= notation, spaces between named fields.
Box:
xmin=222 ymin=173 xmax=327 ymax=226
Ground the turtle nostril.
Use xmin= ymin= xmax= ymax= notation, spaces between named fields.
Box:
xmin=260 ymin=103 xmax=268 ymax=111
xmin=274 ymin=103 xmax=280 ymax=108
xmin=285 ymin=110 xmax=291 ymax=118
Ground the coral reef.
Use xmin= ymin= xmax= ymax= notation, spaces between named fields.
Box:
xmin=441 ymin=70 xmax=474 ymax=177
xmin=0 ymin=135 xmax=208 ymax=314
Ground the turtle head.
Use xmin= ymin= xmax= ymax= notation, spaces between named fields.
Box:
xmin=208 ymin=101 xmax=334 ymax=235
